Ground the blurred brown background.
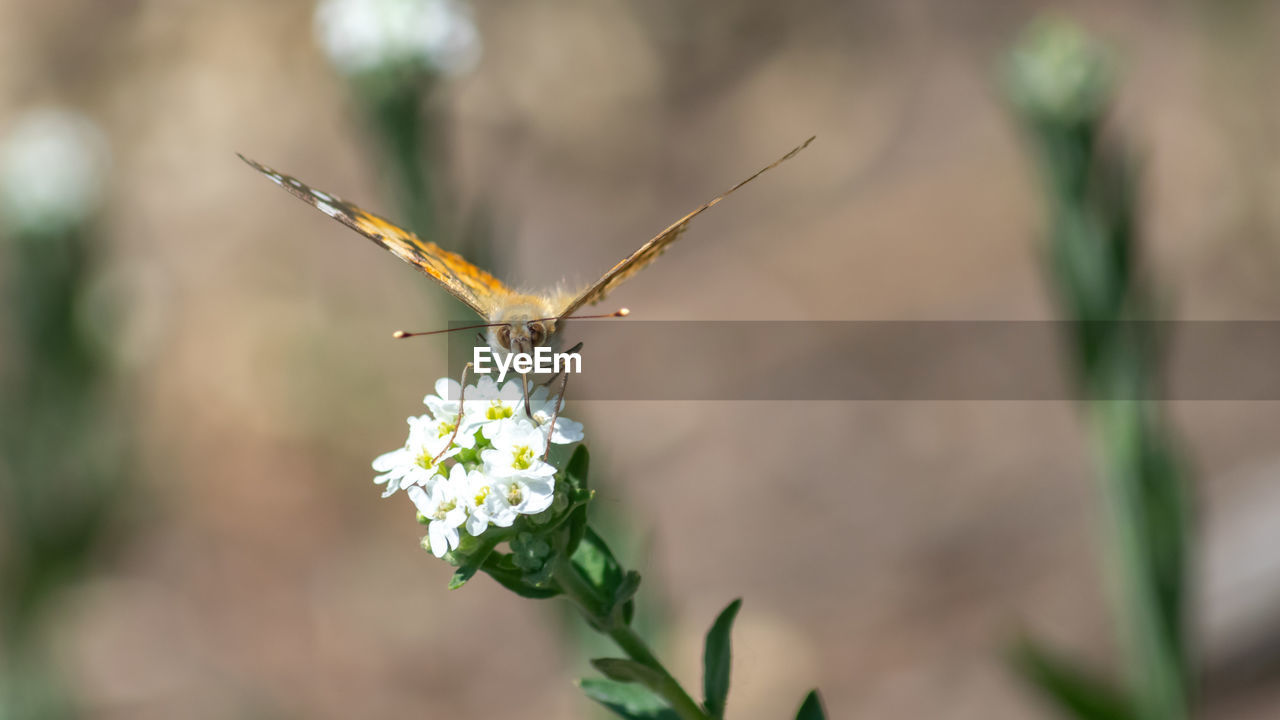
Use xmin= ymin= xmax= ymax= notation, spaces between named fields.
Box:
xmin=3 ymin=0 xmax=1280 ymax=718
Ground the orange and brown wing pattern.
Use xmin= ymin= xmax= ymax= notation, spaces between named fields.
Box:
xmin=556 ymin=137 xmax=815 ymax=319
xmin=239 ymin=154 xmax=511 ymax=318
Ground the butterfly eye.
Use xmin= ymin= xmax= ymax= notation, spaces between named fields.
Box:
xmin=529 ymin=323 xmax=546 ymax=347
xmin=496 ymin=325 xmax=512 ymax=349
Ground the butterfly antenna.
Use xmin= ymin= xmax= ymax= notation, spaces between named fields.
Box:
xmin=536 ymin=308 xmax=630 ymax=325
xmin=392 ymin=322 xmax=511 ymax=339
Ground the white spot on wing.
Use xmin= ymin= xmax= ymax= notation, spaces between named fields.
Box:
xmin=312 ymin=189 xmax=333 ymax=202
xmin=316 ymin=201 xmax=342 ymax=218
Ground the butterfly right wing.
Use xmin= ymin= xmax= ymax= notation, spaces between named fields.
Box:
xmin=554 ymin=137 xmax=814 ymax=320
xmin=239 ymin=154 xmax=511 ymax=319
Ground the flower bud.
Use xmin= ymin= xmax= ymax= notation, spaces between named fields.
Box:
xmin=0 ymin=107 xmax=110 ymax=238
xmin=1005 ymin=18 xmax=1113 ymax=127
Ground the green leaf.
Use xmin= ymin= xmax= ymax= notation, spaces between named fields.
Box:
xmin=702 ymin=598 xmax=742 ymax=718
xmin=572 ymin=526 xmax=624 ymax=600
xmin=1011 ymin=637 xmax=1135 ymax=720
xmin=615 ymin=571 xmax=641 ymax=606
xmin=565 ymin=446 xmax=590 ymax=554
xmin=616 ymin=571 xmax=641 ymax=626
xmin=566 ymin=445 xmax=590 ymax=491
xmin=591 ymin=658 xmax=669 ymax=696
xmin=579 ymin=678 xmax=679 ymax=720
xmin=794 ymin=690 xmax=826 ymax=720
xmin=448 ymin=536 xmax=500 ymax=590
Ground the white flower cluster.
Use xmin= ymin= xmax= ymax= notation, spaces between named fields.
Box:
xmin=373 ymin=377 xmax=583 ymax=557
xmin=0 ymin=107 xmax=110 ymax=237
xmin=314 ymin=0 xmax=481 ymax=78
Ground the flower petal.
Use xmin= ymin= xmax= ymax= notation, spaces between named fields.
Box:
xmin=407 ymin=485 xmax=434 ymax=515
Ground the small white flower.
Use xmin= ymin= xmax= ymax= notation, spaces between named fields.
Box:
xmin=0 ymin=107 xmax=110 ymax=236
xmin=421 ymin=377 xmax=478 ymax=448
xmin=371 ymin=415 xmax=459 ymax=496
xmin=408 ymin=463 xmax=469 ymax=557
xmin=481 ymin=419 xmax=556 ymax=479
xmin=423 ymin=376 xmax=463 ymax=418
xmin=527 ymin=385 xmax=584 ymax=444
xmin=489 ymin=473 xmax=555 ymax=517
xmin=314 ymin=0 xmax=482 ymax=78
xmin=465 ymin=376 xmax=527 ymax=439
xmin=462 ymin=467 xmax=515 ymax=534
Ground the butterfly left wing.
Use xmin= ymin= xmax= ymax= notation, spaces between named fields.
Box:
xmin=239 ymin=154 xmax=511 ymax=319
xmin=554 ymin=137 xmax=814 ymax=320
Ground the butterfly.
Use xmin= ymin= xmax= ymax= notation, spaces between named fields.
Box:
xmin=239 ymin=136 xmax=813 ymax=354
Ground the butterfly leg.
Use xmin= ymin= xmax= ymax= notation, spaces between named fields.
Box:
xmin=520 ymin=371 xmax=535 ymax=420
xmin=536 ymin=370 xmax=562 ymax=390
xmin=431 ymin=362 xmax=473 ymax=465
xmin=539 ymin=342 xmax=581 ymax=460
xmin=535 ymin=341 xmax=584 ymax=390
xmin=542 ymin=368 xmax=571 ymax=461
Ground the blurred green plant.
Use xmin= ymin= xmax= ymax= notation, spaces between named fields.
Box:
xmin=1004 ymin=19 xmax=1194 ymax=720
xmin=314 ymin=0 xmax=493 ymax=271
xmin=0 ymin=108 xmax=131 ymax=720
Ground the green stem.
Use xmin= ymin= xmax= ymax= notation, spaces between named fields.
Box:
xmin=1090 ymin=399 xmax=1189 ymax=720
xmin=553 ymin=558 xmax=709 ymax=720
xmin=367 ymin=83 xmax=438 ymax=242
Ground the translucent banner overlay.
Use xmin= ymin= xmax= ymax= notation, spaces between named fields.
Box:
xmin=444 ymin=321 xmax=1280 ymax=400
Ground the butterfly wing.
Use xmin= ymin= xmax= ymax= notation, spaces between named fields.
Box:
xmin=239 ymin=154 xmax=510 ymax=319
xmin=555 ymin=136 xmax=815 ymax=319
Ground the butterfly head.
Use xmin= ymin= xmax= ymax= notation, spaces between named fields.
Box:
xmin=483 ymin=296 xmax=561 ymax=355
xmin=490 ymin=317 xmax=555 ymax=355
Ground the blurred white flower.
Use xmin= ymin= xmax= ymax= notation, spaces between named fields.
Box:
xmin=314 ymin=0 xmax=481 ymax=77
xmin=0 ymin=107 xmax=110 ymax=237
xmin=1006 ymin=19 xmax=1112 ymax=123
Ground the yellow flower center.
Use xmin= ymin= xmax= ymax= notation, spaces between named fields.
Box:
xmin=511 ymin=445 xmax=533 ymax=470
xmin=437 ymin=420 xmax=457 ymax=438
xmin=473 ymin=486 xmax=490 ymax=506
xmin=505 ymin=484 xmax=523 ymax=505
xmin=486 ymin=403 xmax=514 ymax=421
xmin=415 ymin=449 xmax=437 ymax=470
xmin=434 ymin=499 xmax=455 ymax=520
